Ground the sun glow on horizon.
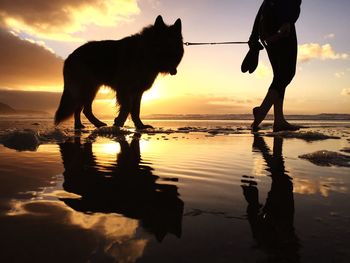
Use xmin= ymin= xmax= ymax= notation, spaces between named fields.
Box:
xmin=142 ymin=82 xmax=162 ymax=102
xmin=1 ymin=1 xmax=349 ymax=114
xmin=95 ymin=83 xmax=162 ymax=104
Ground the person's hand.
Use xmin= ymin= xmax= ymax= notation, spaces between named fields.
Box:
xmin=248 ymin=38 xmax=264 ymax=50
xmin=278 ymin=23 xmax=291 ymax=37
xmin=242 ymin=39 xmax=263 ymax=74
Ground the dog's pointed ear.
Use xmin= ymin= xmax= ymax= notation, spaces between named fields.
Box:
xmin=155 ymin=15 xmax=165 ymax=28
xmin=174 ymin=18 xmax=182 ymax=33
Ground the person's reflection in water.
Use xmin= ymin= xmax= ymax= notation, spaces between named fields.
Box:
xmin=59 ymin=135 xmax=184 ymax=242
xmin=241 ymin=135 xmax=300 ymax=262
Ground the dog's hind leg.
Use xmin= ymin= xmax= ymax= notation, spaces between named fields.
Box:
xmin=78 ymin=85 xmax=107 ymax=128
xmin=114 ymin=92 xmax=131 ymax=127
xmin=83 ymin=101 xmax=107 ymax=128
xmin=74 ymin=104 xmax=85 ymax=129
xmin=83 ymin=104 xmax=107 ymax=128
xmin=131 ymin=92 xmax=153 ymax=129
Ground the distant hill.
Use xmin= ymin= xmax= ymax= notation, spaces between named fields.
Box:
xmin=0 ymin=102 xmax=16 ymax=114
xmin=0 ymin=102 xmax=48 ymax=115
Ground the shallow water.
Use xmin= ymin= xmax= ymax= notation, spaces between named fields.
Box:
xmin=0 ymin=118 xmax=350 ymax=263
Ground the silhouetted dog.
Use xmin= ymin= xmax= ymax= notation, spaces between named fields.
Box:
xmin=55 ymin=15 xmax=184 ymax=129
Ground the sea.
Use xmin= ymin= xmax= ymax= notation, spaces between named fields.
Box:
xmin=0 ymin=115 xmax=349 ymax=263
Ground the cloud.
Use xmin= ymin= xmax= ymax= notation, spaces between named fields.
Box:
xmin=22 ymin=37 xmax=56 ymax=54
xmin=0 ymin=27 xmax=63 ymax=89
xmin=0 ymin=0 xmax=140 ymax=41
xmin=324 ymin=33 xmax=335 ymax=40
xmin=298 ymin=43 xmax=348 ymax=63
xmin=335 ymin=72 xmax=345 ymax=78
xmin=4 ymin=200 xmax=147 ymax=263
xmin=341 ymin=88 xmax=350 ymax=96
xmin=0 ymin=90 xmax=61 ymax=112
xmin=0 ymin=89 xmax=120 ymax=116
xmin=143 ymin=0 xmax=162 ymax=9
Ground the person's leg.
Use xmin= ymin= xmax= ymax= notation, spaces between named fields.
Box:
xmin=252 ymin=89 xmax=279 ymax=131
xmin=273 ymin=97 xmax=300 ymax=132
xmin=251 ymin=41 xmax=282 ymax=131
xmin=272 ymin=27 xmax=299 ymax=131
xmin=273 ymin=95 xmax=299 ymax=131
xmin=253 ymin=27 xmax=299 ymax=131
xmin=273 ymin=95 xmax=285 ymax=124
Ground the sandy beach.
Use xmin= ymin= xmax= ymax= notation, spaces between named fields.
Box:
xmin=0 ymin=117 xmax=349 ymax=262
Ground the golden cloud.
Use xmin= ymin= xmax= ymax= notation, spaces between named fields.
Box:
xmin=0 ymin=27 xmax=63 ymax=89
xmin=335 ymin=71 xmax=345 ymax=78
xmin=293 ymin=177 xmax=348 ymax=197
xmin=298 ymin=43 xmax=348 ymax=63
xmin=0 ymin=0 xmax=140 ymax=41
xmin=341 ymin=88 xmax=350 ymax=96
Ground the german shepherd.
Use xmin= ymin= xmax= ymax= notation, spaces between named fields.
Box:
xmin=55 ymin=15 xmax=184 ymax=129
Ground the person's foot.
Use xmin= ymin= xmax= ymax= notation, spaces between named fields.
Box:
xmin=251 ymin=124 xmax=260 ymax=132
xmin=74 ymin=123 xmax=86 ymax=129
xmin=273 ymin=122 xmax=301 ymax=132
xmin=251 ymin=107 xmax=262 ymax=132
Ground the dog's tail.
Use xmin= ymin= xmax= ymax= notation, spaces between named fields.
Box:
xmin=54 ymin=89 xmax=76 ymax=125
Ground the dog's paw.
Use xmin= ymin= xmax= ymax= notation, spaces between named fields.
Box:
xmin=95 ymin=122 xmax=107 ymax=128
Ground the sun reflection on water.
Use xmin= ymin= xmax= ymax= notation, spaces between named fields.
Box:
xmin=93 ymin=139 xmax=121 ymax=155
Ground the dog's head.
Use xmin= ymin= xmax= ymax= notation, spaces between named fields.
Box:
xmin=151 ymin=15 xmax=184 ymax=75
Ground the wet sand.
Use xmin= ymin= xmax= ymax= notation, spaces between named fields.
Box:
xmin=0 ymin=117 xmax=350 ymax=263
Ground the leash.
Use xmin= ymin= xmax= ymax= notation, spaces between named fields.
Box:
xmin=184 ymin=41 xmax=248 ymax=46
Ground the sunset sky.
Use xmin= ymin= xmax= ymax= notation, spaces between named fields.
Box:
xmin=0 ymin=0 xmax=349 ymax=116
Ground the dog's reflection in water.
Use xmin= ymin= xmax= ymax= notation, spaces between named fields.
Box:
xmin=59 ymin=136 xmax=183 ymax=242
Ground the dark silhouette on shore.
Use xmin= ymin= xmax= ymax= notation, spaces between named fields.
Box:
xmin=58 ymin=135 xmax=184 ymax=242
xmin=245 ymin=0 xmax=302 ymax=132
xmin=55 ymin=15 xmax=184 ymax=130
xmin=241 ymin=135 xmax=300 ymax=262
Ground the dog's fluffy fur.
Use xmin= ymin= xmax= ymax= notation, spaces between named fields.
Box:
xmin=55 ymin=15 xmax=184 ymax=129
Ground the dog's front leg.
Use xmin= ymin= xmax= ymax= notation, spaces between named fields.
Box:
xmin=131 ymin=92 xmax=153 ymax=130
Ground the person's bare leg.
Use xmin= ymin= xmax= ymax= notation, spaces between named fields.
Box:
xmin=273 ymin=97 xmax=300 ymax=132
xmin=273 ymin=96 xmax=285 ymax=124
xmin=252 ymin=89 xmax=279 ymax=131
